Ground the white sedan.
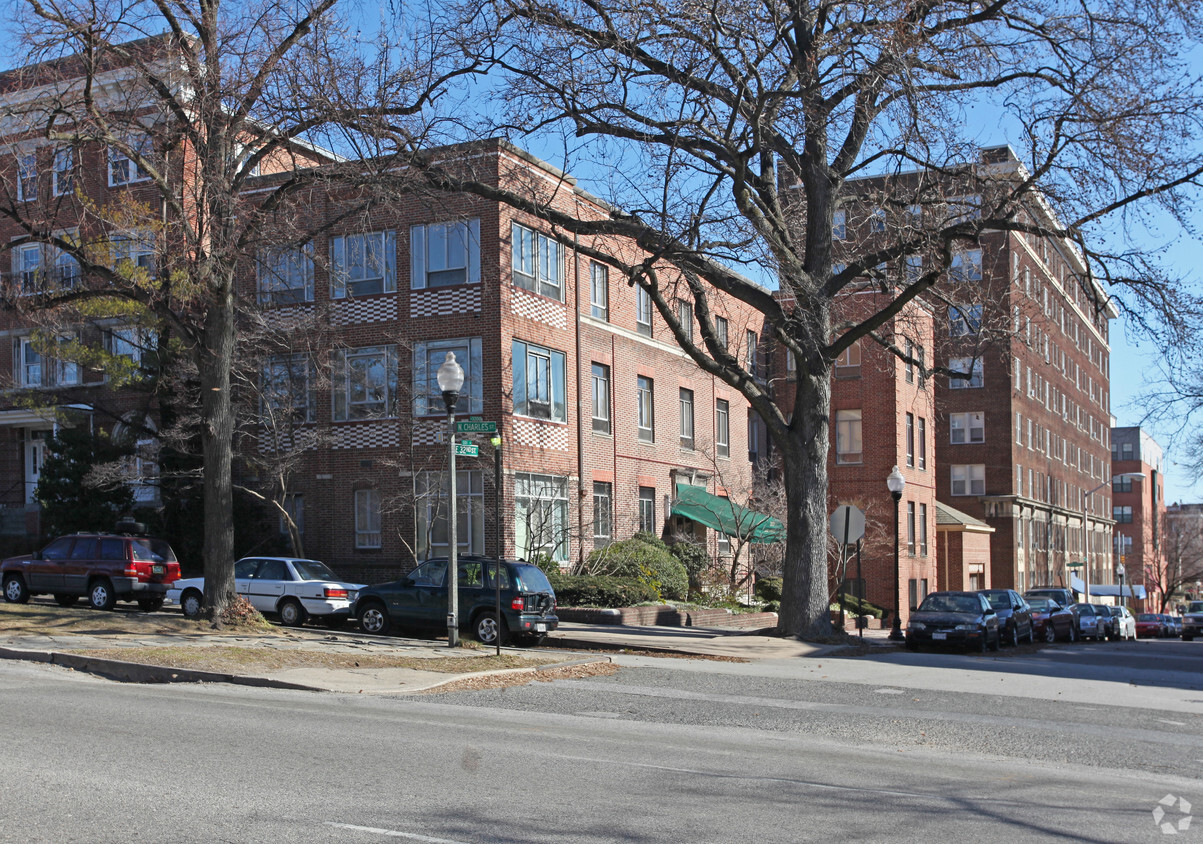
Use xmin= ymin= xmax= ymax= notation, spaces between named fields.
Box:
xmin=1112 ymin=605 xmax=1137 ymax=641
xmin=168 ymin=557 xmax=364 ymax=627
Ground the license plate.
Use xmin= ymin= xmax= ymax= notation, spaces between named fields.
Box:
xmin=535 ymin=622 xmax=547 ymax=632
xmin=932 ymin=632 xmax=946 ymax=640
xmin=151 ymin=564 xmax=165 ymax=575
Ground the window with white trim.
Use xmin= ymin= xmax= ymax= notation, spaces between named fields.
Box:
xmin=638 ymin=486 xmax=656 ymax=534
xmin=108 ymin=135 xmax=151 ymax=186
xmin=354 ymin=488 xmax=382 ymax=548
xmin=832 ymin=210 xmax=846 ymax=240
xmin=410 ymin=220 xmax=479 ymax=288
xmin=111 ymin=233 xmax=155 ymax=277
xmin=949 ymin=303 xmax=982 ymax=337
xmin=332 ymin=345 xmax=398 ymax=421
xmin=16 ymin=153 xmax=36 ymax=202
xmin=417 ymin=470 xmax=484 ymax=558
xmin=262 ymin=353 xmax=316 ymax=424
xmin=949 ymin=411 xmax=985 ymax=444
xmin=906 ymin=413 xmax=914 ymax=467
xmin=515 ymin=472 xmax=569 ymax=562
xmin=950 ymin=249 xmax=982 ymax=282
xmin=52 ymin=147 xmax=73 ymax=196
xmin=511 ymin=222 xmax=563 ymax=300
xmin=871 ymin=208 xmax=886 ymax=232
xmin=593 ymin=482 xmax=613 ymax=549
xmin=590 ymin=261 xmax=609 ymax=320
xmin=413 ymin=338 xmax=483 ymax=417
xmin=715 ymin=316 xmax=728 ymax=349
xmin=716 ymin=399 xmax=729 ymax=458
xmin=835 ymin=409 xmax=862 ymax=464
xmin=591 ymin=363 xmax=611 ymax=434
xmin=948 ymin=356 xmax=983 ymax=389
xmin=679 ymin=388 xmax=694 ymax=449
xmin=951 ymin=464 xmax=986 ymax=496
xmin=637 ymin=376 xmax=655 ymax=442
xmin=917 ymin=417 xmax=927 ymax=470
xmin=257 ymin=244 xmax=314 ymax=305
xmin=513 ymin=340 xmax=566 ymax=422
xmin=330 ymin=231 xmax=396 ymax=297
xmin=919 ymin=502 xmax=928 ymax=555
xmin=677 ymin=299 xmax=694 ymax=341
xmin=836 ymin=341 xmax=861 ymax=377
xmin=636 ymin=286 xmax=653 ymax=336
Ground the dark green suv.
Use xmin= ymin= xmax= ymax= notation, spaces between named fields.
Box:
xmin=353 ymin=556 xmax=558 ymax=646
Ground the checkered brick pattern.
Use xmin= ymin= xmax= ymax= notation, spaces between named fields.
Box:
xmin=332 ymin=298 xmax=397 ymax=325
xmin=411 ymin=420 xmax=446 ymax=447
xmin=333 ymin=422 xmax=400 ymax=449
xmin=410 ymin=287 xmax=482 ymax=318
xmin=260 ymin=306 xmax=316 ymax=330
xmin=511 ymin=287 xmax=567 ymax=328
xmin=257 ymin=428 xmax=322 ymax=454
xmin=514 ymin=418 xmax=569 ymax=451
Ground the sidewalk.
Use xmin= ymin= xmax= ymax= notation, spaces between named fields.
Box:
xmin=0 ymin=620 xmax=892 ymax=693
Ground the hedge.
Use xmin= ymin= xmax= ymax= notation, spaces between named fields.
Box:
xmin=547 ymin=574 xmax=659 ymax=608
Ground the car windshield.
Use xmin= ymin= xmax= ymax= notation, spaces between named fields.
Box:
xmin=918 ymin=594 xmax=980 ymax=614
xmin=1137 ymin=614 xmax=1159 ymax=621
xmin=130 ymin=538 xmax=176 ymax=563
xmin=1027 ymin=598 xmax=1057 ymax=611
xmin=292 ymin=560 xmax=339 ymax=581
xmin=512 ymin=564 xmax=554 ymax=594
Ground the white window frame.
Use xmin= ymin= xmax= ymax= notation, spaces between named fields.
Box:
xmin=17 ymin=337 xmax=41 ymax=387
xmin=950 ymin=249 xmax=983 ymax=282
xmin=330 ymin=231 xmax=396 ymax=298
xmin=948 ymin=356 xmax=983 ymax=389
xmin=108 ymin=135 xmax=151 ymax=187
xmin=592 ymin=481 xmax=613 ymax=549
xmin=332 ymin=345 xmax=398 ymax=421
xmin=589 ymin=261 xmax=609 ymax=320
xmin=513 ymin=340 xmax=566 ymax=422
xmin=413 ymin=338 xmax=483 ymax=417
xmin=636 ymin=286 xmax=653 ymax=336
xmin=832 ymin=209 xmax=846 ymax=240
xmin=951 ymin=464 xmax=986 ymax=496
xmin=257 ymin=244 xmax=314 ymax=305
xmin=836 ymin=341 xmax=861 ymax=376
xmin=591 ymin=362 xmax=611 ymax=434
xmin=52 ymin=147 xmax=73 ymax=196
xmin=417 ymin=470 xmax=485 ymax=558
xmin=410 ymin=219 xmax=480 ymax=289
xmin=16 ymin=153 xmax=36 ymax=202
xmin=949 ymin=411 xmax=985 ymax=444
xmin=354 ymin=488 xmax=382 ymax=549
xmin=677 ymin=299 xmax=694 ymax=341
xmin=511 ymin=222 xmax=564 ymax=300
xmin=835 ymin=409 xmax=862 ymax=465
xmin=514 ymin=472 xmax=570 ymax=562
xmin=716 ymin=399 xmax=729 ymax=459
xmin=637 ymin=375 xmax=654 ymax=442
xmin=679 ymin=387 xmax=694 ymax=449
xmin=111 ymin=233 xmax=155 ymax=276
xmin=949 ymin=303 xmax=983 ymax=337
xmin=262 ymin=353 xmax=316 ymax=424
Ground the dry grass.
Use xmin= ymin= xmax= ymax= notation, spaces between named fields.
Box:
xmin=0 ymin=600 xmax=264 ymax=637
xmin=422 ymin=660 xmax=620 ymax=693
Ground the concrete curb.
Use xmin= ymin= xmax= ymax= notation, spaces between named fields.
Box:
xmin=407 ymin=655 xmax=614 ymax=693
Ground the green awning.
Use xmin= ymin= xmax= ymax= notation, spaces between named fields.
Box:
xmin=672 ymin=482 xmax=785 ymax=544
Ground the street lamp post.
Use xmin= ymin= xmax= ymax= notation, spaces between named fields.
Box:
xmin=1116 ymin=562 xmax=1126 ymax=609
xmin=437 ymin=352 xmax=465 ymax=648
xmin=887 ymin=465 xmax=906 ymax=641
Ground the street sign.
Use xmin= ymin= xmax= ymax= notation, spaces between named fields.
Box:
xmin=456 ymin=420 xmax=497 ymax=434
xmin=454 ymin=441 xmax=479 ymax=457
xmin=829 ymin=504 xmax=865 ymax=545
xmin=1066 ymin=561 xmax=1085 ymax=569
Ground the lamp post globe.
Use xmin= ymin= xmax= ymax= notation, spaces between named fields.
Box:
xmin=437 ymin=352 xmax=465 ymax=647
xmin=1116 ymin=563 xmax=1126 ymax=609
xmin=886 ymin=466 xmax=906 ymax=641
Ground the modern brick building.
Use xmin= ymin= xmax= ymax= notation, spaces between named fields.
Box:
xmin=0 ymin=41 xmax=768 ymax=582
xmin=1111 ymin=426 xmax=1166 ymax=609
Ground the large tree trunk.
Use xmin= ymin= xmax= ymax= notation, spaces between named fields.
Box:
xmin=779 ymin=368 xmax=835 ymax=640
xmin=199 ymin=280 xmax=237 ymax=621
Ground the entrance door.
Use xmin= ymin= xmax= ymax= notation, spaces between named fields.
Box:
xmin=25 ymin=430 xmax=47 ymax=504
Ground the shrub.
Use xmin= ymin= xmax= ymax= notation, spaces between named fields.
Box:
xmin=586 ymin=536 xmax=689 ymax=600
xmin=838 ymin=593 xmax=885 ymax=619
xmin=549 ymin=575 xmax=659 ymax=608
xmin=668 ymin=539 xmax=710 ymax=595
xmin=754 ymin=576 xmax=783 ymax=603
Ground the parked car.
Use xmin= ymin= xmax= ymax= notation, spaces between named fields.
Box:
xmin=977 ymin=588 xmax=1034 ymax=646
xmin=1182 ymin=601 xmax=1203 ymax=641
xmin=1135 ymin=613 xmax=1165 ymax=638
xmin=1024 ymin=587 xmax=1077 ymax=610
xmin=353 ymin=556 xmax=558 ymax=646
xmin=1109 ymin=605 xmax=1137 ymax=641
xmin=1092 ymin=604 xmax=1120 ymax=640
xmin=1161 ymin=614 xmax=1182 ymax=637
xmin=1 ymin=529 xmax=180 ymax=611
xmin=168 ymin=557 xmax=364 ymax=626
xmin=905 ymin=591 xmax=1000 ymax=652
xmin=1027 ymin=597 xmax=1076 ymax=643
xmin=1069 ymin=603 xmax=1107 ymax=641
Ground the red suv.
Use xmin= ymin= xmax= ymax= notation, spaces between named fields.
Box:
xmin=1 ymin=532 xmax=181 ymax=612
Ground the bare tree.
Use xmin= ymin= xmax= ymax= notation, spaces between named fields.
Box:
xmin=396 ymin=0 xmax=1203 ymax=637
xmin=1149 ymin=511 xmax=1203 ymax=612
xmin=0 ymin=1 xmax=470 ymax=619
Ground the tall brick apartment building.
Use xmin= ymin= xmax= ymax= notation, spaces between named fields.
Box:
xmin=0 ymin=43 xmax=766 ymax=581
xmin=1111 ymin=426 xmax=1166 ymax=609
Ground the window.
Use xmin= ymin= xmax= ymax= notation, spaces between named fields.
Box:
xmin=637 ymin=376 xmax=655 ymax=442
xmin=591 ymin=363 xmax=611 ymax=434
xmin=111 ymin=234 xmax=155 ymax=277
xmin=679 ymin=388 xmax=694 ymax=449
xmin=14 ymin=335 xmax=77 ymax=387
xmin=515 ymin=473 xmax=569 ymax=562
xmin=1113 ymin=505 xmax=1133 ymax=524
xmin=511 ymin=222 xmax=563 ymax=300
xmin=354 ymin=489 xmax=381 ymax=548
xmin=949 ymin=303 xmax=983 ymax=337
xmin=332 ymin=345 xmax=398 ymax=421
xmin=280 ymin=495 xmax=304 ymax=540
xmin=52 ymin=147 xmax=73 ymax=196
xmin=715 ymin=316 xmax=728 ymax=349
xmin=786 ymin=348 xmax=797 ymax=378
xmin=636 ymin=286 xmax=653 ymax=336
xmin=716 ymin=399 xmax=730 ymax=458
xmin=906 ymin=413 xmax=915 ymax=467
xmin=949 ymin=412 xmax=985 ymax=443
xmin=905 ymin=255 xmax=922 ymax=284
xmin=108 ymin=326 xmax=154 ymax=367
xmin=835 ymin=409 xmax=862 ymax=464
xmin=593 ymin=482 xmax=613 ymax=548
xmin=512 ymin=340 xmax=566 ymax=421
xmin=410 ymin=219 xmax=479 ymax=288
xmin=590 ymin=262 xmax=609 ymax=320
xmin=638 ymin=486 xmax=656 ymax=534
xmin=904 ymin=339 xmax=916 ymax=383
xmin=17 ymin=337 xmax=41 ymax=386
xmin=949 ymin=194 xmax=982 ymax=223
xmin=871 ymin=207 xmax=886 ymax=233
xmin=746 ymin=331 xmax=759 ymax=378
xmin=413 ymin=338 xmax=483 ymax=417
xmin=919 ymin=503 xmax=928 ymax=555
xmin=330 ymin=231 xmax=396 ymax=298
xmin=14 ymin=242 xmax=41 ymax=294
xmin=416 ymin=470 xmax=485 ymax=558
xmin=917 ymin=417 xmax=927 ymax=470
xmin=677 ymin=299 xmax=694 ymax=341
xmin=835 ymin=341 xmax=861 ymax=377
xmin=262 ymin=353 xmax=316 ymax=423
xmin=108 ymin=135 xmax=151 ymax=186
xmin=948 ymin=356 xmax=983 ymax=389
xmin=257 ymin=244 xmax=314 ymax=305
xmin=16 ymin=153 xmax=36 ymax=202
xmin=950 ymin=249 xmax=982 ymax=282
xmin=907 ymin=502 xmax=916 ymax=554
xmin=951 ymin=464 xmax=986 ymax=496
xmin=748 ymin=409 xmax=762 ymax=464
xmin=832 ymin=210 xmax=846 ymax=240
xmin=1113 ymin=475 xmax=1133 ymax=493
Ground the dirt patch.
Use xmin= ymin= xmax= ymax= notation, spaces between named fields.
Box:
xmin=422 ymin=659 xmax=620 ymax=693
xmin=63 ymin=645 xmax=546 ymax=675
xmin=0 ymin=599 xmax=278 ymax=637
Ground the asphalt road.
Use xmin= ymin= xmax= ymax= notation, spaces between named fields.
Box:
xmin=0 ymin=639 xmax=1199 ymax=843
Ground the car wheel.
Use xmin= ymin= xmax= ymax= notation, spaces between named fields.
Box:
xmin=137 ymin=595 xmax=165 ymax=613
xmin=1069 ymin=622 xmax=1077 ymax=643
xmin=1026 ymin=623 xmax=1035 ymax=644
xmin=1043 ymin=623 xmax=1056 ymax=644
xmin=180 ymin=589 xmax=204 ymax=619
xmin=3 ymin=575 xmax=30 ymax=604
xmin=1008 ymin=623 xmax=1019 ymax=648
xmin=990 ymin=628 xmax=1001 ymax=652
xmin=473 ymin=611 xmax=507 ymax=646
xmin=978 ymin=628 xmax=988 ymax=654
xmin=88 ymin=579 xmax=116 ymax=611
xmin=357 ymin=601 xmax=391 ymax=635
xmin=53 ymin=593 xmax=79 ymax=607
xmin=278 ymin=598 xmax=307 ymax=627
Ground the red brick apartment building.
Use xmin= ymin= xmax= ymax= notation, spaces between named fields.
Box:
xmin=1111 ymin=426 xmax=1166 ymax=610
xmin=0 ymin=43 xmax=764 ymax=581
